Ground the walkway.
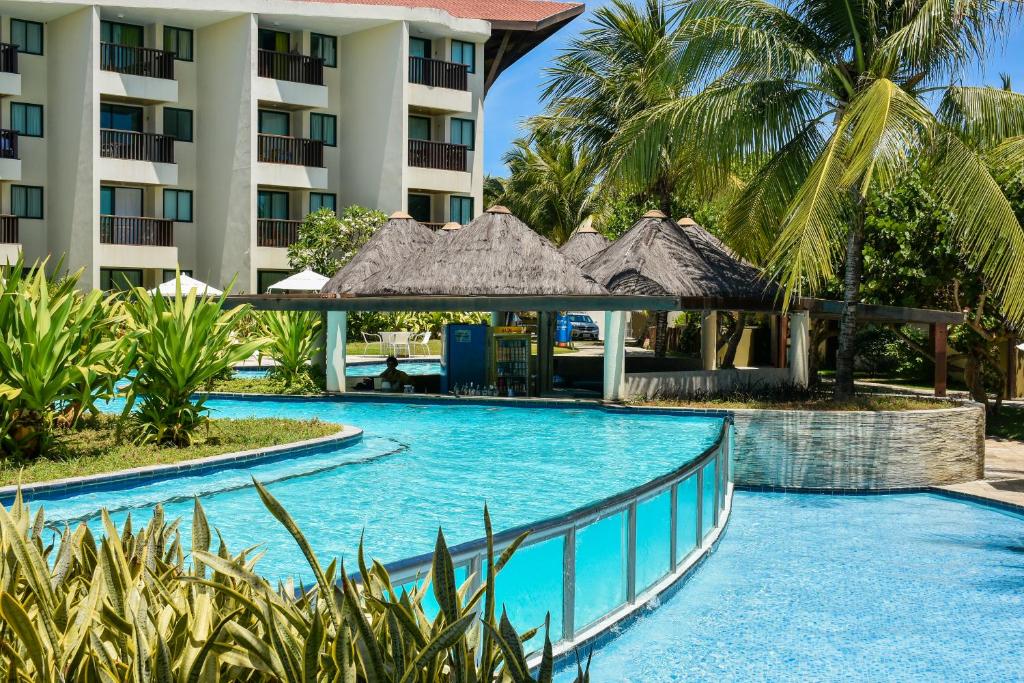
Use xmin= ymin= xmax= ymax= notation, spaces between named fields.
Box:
xmin=940 ymin=436 xmax=1024 ymax=508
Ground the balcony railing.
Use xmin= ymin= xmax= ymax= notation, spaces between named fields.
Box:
xmin=258 ymin=50 xmax=324 ymax=86
xmin=0 ymin=215 xmax=17 ymax=244
xmin=100 ymin=129 xmax=175 ymax=164
xmin=422 ymin=222 xmax=445 ymax=231
xmin=408 ymin=56 xmax=468 ymax=91
xmin=408 ymin=139 xmax=467 ymax=172
xmin=100 ymin=42 xmax=175 ymax=80
xmin=257 ymin=219 xmax=301 ymax=248
xmin=257 ymin=134 xmax=324 ymax=167
xmin=100 ymin=216 xmax=174 ymax=247
xmin=0 ymin=130 xmax=18 ymax=159
xmin=0 ymin=43 xmax=18 ymax=74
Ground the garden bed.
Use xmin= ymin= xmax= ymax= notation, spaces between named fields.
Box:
xmin=0 ymin=415 xmax=340 ymax=486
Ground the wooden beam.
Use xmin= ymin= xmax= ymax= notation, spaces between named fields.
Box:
xmin=226 ymin=294 xmax=679 ymax=313
xmin=932 ymin=323 xmax=948 ymax=398
xmin=798 ymin=297 xmax=964 ymax=325
xmin=485 ymin=30 xmax=511 ymax=93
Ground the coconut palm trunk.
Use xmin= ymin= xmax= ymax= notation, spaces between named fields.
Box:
xmin=834 ymin=200 xmax=867 ymax=399
xmin=654 ymin=310 xmax=669 ymax=357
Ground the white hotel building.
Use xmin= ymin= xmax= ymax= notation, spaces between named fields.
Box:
xmin=0 ymin=0 xmax=581 ymax=291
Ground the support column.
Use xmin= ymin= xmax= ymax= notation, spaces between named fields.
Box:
xmin=1008 ymin=337 xmax=1019 ymax=399
xmin=932 ymin=322 xmax=947 ymax=398
xmin=701 ymin=311 xmax=718 ymax=371
xmin=603 ymin=311 xmax=627 ymax=401
xmin=490 ymin=312 xmax=501 ymax=327
xmin=326 ymin=311 xmax=348 ymax=393
xmin=776 ymin=314 xmax=789 ymax=369
xmin=789 ymin=311 xmax=810 ymax=388
xmin=536 ymin=311 xmax=555 ymax=395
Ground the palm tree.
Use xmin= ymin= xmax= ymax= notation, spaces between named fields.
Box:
xmin=497 ymin=133 xmax=599 ymax=246
xmin=617 ymin=0 xmax=1024 ymax=398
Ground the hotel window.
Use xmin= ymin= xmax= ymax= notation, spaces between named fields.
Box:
xmin=258 ymin=29 xmax=290 ymax=52
xmin=11 ymin=185 xmax=43 ymax=219
xmin=101 ymin=103 xmax=143 ymax=132
xmin=10 ymin=19 xmax=43 ymax=55
xmin=164 ymin=26 xmax=193 ymax=61
xmin=309 ymin=192 xmax=336 ymax=213
xmin=310 ymin=113 xmax=336 ymax=146
xmin=409 ymin=37 xmax=431 ymax=59
xmin=163 ymin=107 xmax=193 ymax=142
xmin=10 ymin=103 xmax=43 ymax=137
xmin=163 ymin=189 xmax=193 ymax=222
xmin=100 ymin=186 xmax=142 ymax=216
xmin=258 ymin=109 xmax=290 ymax=136
xmin=162 ymin=269 xmax=193 ymax=281
xmin=311 ymin=33 xmax=337 ymax=67
xmin=451 ymin=118 xmax=474 ymax=150
xmin=408 ymin=194 xmax=431 ymax=223
xmin=450 ymin=196 xmax=473 ymax=225
xmin=101 ymin=268 xmax=143 ymax=291
xmin=451 ymin=40 xmax=475 ymax=73
xmin=258 ymin=190 xmax=289 ymax=219
xmin=101 ymin=21 xmax=144 ymax=47
xmin=409 ymin=115 xmax=431 ymax=141
xmin=258 ymin=269 xmax=290 ymax=292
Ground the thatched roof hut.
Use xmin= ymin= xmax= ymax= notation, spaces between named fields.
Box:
xmin=320 ymin=212 xmax=436 ymax=297
xmin=353 ymin=206 xmax=609 ymax=296
xmin=583 ymin=210 xmax=780 ymax=303
xmin=440 ymin=221 xmax=462 ymax=235
xmin=559 ymin=217 xmax=610 ymax=264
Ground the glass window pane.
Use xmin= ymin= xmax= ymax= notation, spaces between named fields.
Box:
xmin=409 ymin=37 xmax=430 ymax=59
xmin=408 ymin=194 xmax=431 ymax=222
xmin=163 ymin=190 xmax=175 ymax=220
xmin=452 ymin=40 xmax=475 ymax=73
xmin=11 ymin=103 xmax=42 ymax=137
xmin=164 ymin=27 xmax=193 ymax=61
xmin=12 ymin=20 xmax=43 ymax=55
xmin=164 ymin=108 xmax=192 ymax=142
xmin=635 ymin=490 xmax=671 ymax=593
xmin=494 ymin=535 xmax=564 ymax=652
xmin=450 ymin=196 xmax=472 ymax=224
xmin=259 ymin=110 xmax=289 ymax=136
xmin=409 ymin=116 xmax=431 ymax=141
xmin=311 ymin=33 xmax=336 ymax=67
xmin=574 ymin=510 xmax=627 ymax=629
xmin=101 ymin=187 xmax=114 ymax=216
xmin=701 ymin=459 xmax=717 ymax=539
xmin=675 ymin=474 xmax=698 ymax=564
xmin=451 ymin=118 xmax=473 ymax=150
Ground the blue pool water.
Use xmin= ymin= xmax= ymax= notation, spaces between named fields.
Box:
xmin=557 ymin=492 xmax=1024 ymax=681
xmin=233 ymin=362 xmax=441 ymax=379
xmin=26 ymin=398 xmax=722 ymax=582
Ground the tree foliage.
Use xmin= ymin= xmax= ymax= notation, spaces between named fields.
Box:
xmin=287 ymin=206 xmax=388 ymax=277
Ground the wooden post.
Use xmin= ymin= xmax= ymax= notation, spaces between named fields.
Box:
xmin=932 ymin=322 xmax=947 ymax=397
xmin=776 ymin=314 xmax=789 ymax=369
xmin=536 ymin=310 xmax=555 ymax=396
xmin=789 ymin=311 xmax=810 ymax=387
xmin=1007 ymin=337 xmax=1018 ymax=399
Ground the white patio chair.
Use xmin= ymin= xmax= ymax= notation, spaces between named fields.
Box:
xmin=413 ymin=331 xmax=432 ymax=356
xmin=392 ymin=331 xmax=413 ymax=357
xmin=361 ymin=331 xmax=384 ymax=356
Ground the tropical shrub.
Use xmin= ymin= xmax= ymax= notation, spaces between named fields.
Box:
xmin=0 ymin=483 xmax=591 ymax=682
xmin=121 ymin=278 xmax=267 ymax=445
xmin=347 ymin=311 xmax=490 ymax=341
xmin=288 ymin=205 xmax=389 ymax=277
xmin=257 ymin=310 xmax=323 ymax=388
xmin=0 ymin=259 xmax=128 ymax=456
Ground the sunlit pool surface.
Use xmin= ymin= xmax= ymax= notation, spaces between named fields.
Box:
xmin=233 ymin=361 xmax=441 ymax=379
xmin=24 ymin=397 xmax=722 ymax=582
xmin=556 ymin=492 xmax=1024 ymax=682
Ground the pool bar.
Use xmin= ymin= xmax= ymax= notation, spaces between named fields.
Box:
xmin=380 ymin=418 xmax=733 ymax=661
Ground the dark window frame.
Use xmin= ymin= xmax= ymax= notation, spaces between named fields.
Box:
xmin=11 ymin=185 xmax=44 ymax=219
xmin=10 ymin=102 xmax=43 ymax=138
xmin=258 ymin=109 xmax=291 ymax=136
xmin=162 ymin=269 xmax=193 ymax=281
xmin=451 ymin=117 xmax=474 ymax=151
xmin=100 ymin=102 xmax=144 ymax=132
xmin=163 ymin=107 xmax=193 ymax=142
xmin=309 ymin=112 xmax=336 ymax=147
xmin=310 ymin=32 xmax=337 ymax=67
xmin=257 ymin=269 xmax=291 ymax=293
xmin=451 ymin=39 xmax=475 ymax=73
xmin=309 ymin=192 xmax=337 ymax=213
xmin=408 ymin=115 xmax=432 ymax=142
xmin=257 ymin=189 xmax=290 ymax=219
xmin=10 ymin=18 xmax=43 ymax=55
xmin=163 ymin=188 xmax=194 ymax=222
xmin=163 ymin=26 xmax=194 ymax=61
xmin=450 ymin=195 xmax=473 ymax=225
xmin=100 ymin=268 xmax=143 ymax=291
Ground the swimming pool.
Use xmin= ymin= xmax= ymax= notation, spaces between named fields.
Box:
xmin=555 ymin=491 xmax=1024 ymax=681
xmin=233 ymin=361 xmax=441 ymax=379
xmin=25 ymin=397 xmax=723 ymax=585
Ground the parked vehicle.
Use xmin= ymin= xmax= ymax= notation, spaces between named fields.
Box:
xmin=567 ymin=312 xmax=600 ymax=340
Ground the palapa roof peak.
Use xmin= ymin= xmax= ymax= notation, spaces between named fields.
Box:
xmin=642 ymin=209 xmax=668 ymax=218
xmin=441 ymin=221 xmax=462 ymax=231
xmin=486 ymin=205 xmax=512 ymax=214
xmin=559 ymin=218 xmax=611 ymax=264
xmin=583 ymin=213 xmax=781 ymax=303
xmin=354 ymin=208 xmax=609 ymax=296
xmin=320 ymin=215 xmax=436 ymax=297
xmin=677 ymin=216 xmax=698 ymax=226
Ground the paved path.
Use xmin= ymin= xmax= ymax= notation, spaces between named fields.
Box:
xmin=940 ymin=437 xmax=1024 ymax=508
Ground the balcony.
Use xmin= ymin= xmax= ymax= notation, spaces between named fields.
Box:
xmin=0 ymin=215 xmax=17 ymax=243
xmin=408 ymin=57 xmax=467 ymax=91
xmin=0 ymin=130 xmax=20 ymax=180
xmin=255 ymin=135 xmax=327 ymax=189
xmin=408 ymin=139 xmax=467 ymax=171
xmin=98 ymin=43 xmax=178 ymax=102
xmin=257 ymin=219 xmax=301 ymax=248
xmin=99 ymin=129 xmax=177 ymax=185
xmin=0 ymin=43 xmax=20 ymax=96
xmin=100 ymin=215 xmax=174 ymax=246
xmin=258 ymin=50 xmax=323 ymax=86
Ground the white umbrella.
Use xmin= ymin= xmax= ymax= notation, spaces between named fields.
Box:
xmin=150 ymin=274 xmax=223 ymax=297
xmin=266 ymin=268 xmax=329 ymax=293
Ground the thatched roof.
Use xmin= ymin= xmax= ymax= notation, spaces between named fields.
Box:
xmin=321 ymin=212 xmax=436 ymax=297
xmin=559 ymin=218 xmax=610 ymax=264
xmin=440 ymin=221 xmax=462 ymax=234
xmin=354 ymin=206 xmax=609 ymax=296
xmin=583 ymin=210 xmax=781 ymax=302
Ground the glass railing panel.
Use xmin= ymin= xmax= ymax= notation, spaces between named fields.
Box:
xmin=574 ymin=510 xmax=627 ymax=630
xmin=701 ymin=459 xmax=718 ymax=539
xmin=675 ymin=474 xmax=698 ymax=564
xmin=635 ymin=490 xmax=671 ymax=593
xmin=494 ymin=534 xmax=564 ymax=651
xmin=398 ymin=563 xmax=468 ymax=621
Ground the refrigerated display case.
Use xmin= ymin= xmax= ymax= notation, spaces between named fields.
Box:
xmin=491 ymin=331 xmax=532 ymax=397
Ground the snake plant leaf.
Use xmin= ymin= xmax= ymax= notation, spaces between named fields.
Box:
xmin=479 ymin=618 xmax=531 ymax=683
xmin=303 ymin=610 xmax=325 ymax=683
xmin=397 ymin=611 xmax=477 ymax=683
xmin=341 ymin=570 xmax=387 ymax=682
xmin=0 ymin=591 xmax=50 ymax=682
xmin=192 ymin=498 xmax=210 ymax=579
xmin=184 ymin=607 xmax=242 ymax=683
xmin=431 ymin=527 xmax=459 ymax=626
xmin=536 ymin=614 xmax=554 ymax=683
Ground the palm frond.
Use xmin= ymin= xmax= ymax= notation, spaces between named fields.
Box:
xmin=939 ymin=85 xmax=1024 ymax=148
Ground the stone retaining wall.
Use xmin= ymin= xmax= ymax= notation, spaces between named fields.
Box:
xmin=730 ymin=403 xmax=985 ymax=489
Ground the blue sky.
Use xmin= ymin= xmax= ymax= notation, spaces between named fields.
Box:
xmin=482 ymin=4 xmax=1024 ymax=177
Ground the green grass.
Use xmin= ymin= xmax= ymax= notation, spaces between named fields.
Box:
xmin=986 ymin=405 xmax=1024 ymax=440
xmin=0 ymin=414 xmax=341 ymax=486
xmin=634 ymin=395 xmax=950 ymax=411
xmin=211 ymin=373 xmax=323 ymax=395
